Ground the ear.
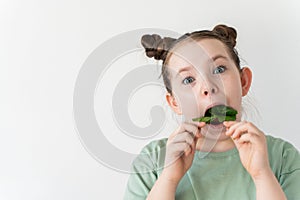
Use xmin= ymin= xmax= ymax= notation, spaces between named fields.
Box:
xmin=240 ymin=67 xmax=252 ymax=96
xmin=166 ymin=93 xmax=182 ymax=115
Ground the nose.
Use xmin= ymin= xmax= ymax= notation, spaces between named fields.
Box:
xmin=201 ymin=84 xmax=217 ymax=96
xmin=198 ymin=72 xmax=220 ymax=97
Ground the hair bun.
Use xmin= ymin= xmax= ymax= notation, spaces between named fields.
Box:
xmin=141 ymin=34 xmax=176 ymax=61
xmin=212 ymin=24 xmax=237 ymax=47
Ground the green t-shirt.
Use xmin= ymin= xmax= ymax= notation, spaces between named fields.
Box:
xmin=124 ymin=135 xmax=300 ymax=200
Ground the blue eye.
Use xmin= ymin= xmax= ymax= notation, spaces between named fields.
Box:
xmin=182 ymin=77 xmax=195 ymax=85
xmin=213 ymin=66 xmax=226 ymax=74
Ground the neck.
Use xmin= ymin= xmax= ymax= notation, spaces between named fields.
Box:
xmin=195 ymin=137 xmax=235 ymax=152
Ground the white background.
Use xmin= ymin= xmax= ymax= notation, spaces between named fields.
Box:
xmin=1 ymin=0 xmax=300 ymax=199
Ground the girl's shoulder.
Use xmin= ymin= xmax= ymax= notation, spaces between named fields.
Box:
xmin=266 ymin=135 xmax=299 ymax=152
xmin=140 ymin=138 xmax=168 ymax=154
xmin=266 ymin=135 xmax=300 ymax=175
xmin=131 ymin=138 xmax=168 ymax=173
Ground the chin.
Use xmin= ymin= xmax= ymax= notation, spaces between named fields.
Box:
xmin=201 ymin=125 xmax=229 ymax=141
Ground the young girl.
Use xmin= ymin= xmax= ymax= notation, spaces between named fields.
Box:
xmin=124 ymin=25 xmax=300 ymax=200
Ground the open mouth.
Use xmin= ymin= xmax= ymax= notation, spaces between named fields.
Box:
xmin=193 ymin=105 xmax=238 ymax=124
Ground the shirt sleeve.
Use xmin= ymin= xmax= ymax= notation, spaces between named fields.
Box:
xmin=123 ymin=152 xmax=158 ymax=200
xmin=123 ymin=139 xmax=168 ymax=200
xmin=279 ymin=142 xmax=300 ymax=200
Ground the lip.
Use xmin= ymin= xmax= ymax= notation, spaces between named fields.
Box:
xmin=205 ymin=123 xmax=227 ymax=136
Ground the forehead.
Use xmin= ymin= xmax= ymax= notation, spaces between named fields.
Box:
xmin=167 ymin=39 xmax=229 ymax=71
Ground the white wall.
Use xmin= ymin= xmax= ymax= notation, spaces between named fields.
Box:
xmin=1 ymin=0 xmax=300 ymax=199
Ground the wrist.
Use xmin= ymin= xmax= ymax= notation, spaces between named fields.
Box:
xmin=251 ymin=167 xmax=287 ymax=200
xmin=252 ymin=167 xmax=274 ymax=184
xmin=160 ymin=170 xmax=181 ymax=188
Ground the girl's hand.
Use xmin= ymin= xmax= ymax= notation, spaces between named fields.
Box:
xmin=162 ymin=122 xmax=205 ymax=184
xmin=224 ymin=121 xmax=271 ymax=179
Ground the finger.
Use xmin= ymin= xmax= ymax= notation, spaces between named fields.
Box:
xmin=184 ymin=140 xmax=197 ymax=156
xmin=191 ymin=137 xmax=197 ymax=152
xmin=170 ymin=122 xmax=203 ymax=143
xmin=225 ymin=121 xmax=245 ymax=136
xmin=185 ymin=117 xmax=206 ymax=128
xmin=172 ymin=142 xmax=191 ymax=156
xmin=223 ymin=121 xmax=237 ymax=128
xmin=187 ymin=122 xmax=206 ymax=138
xmin=184 ymin=145 xmax=192 ymax=156
xmin=236 ymin=132 xmax=260 ymax=145
xmin=227 ymin=121 xmax=261 ymax=138
xmin=194 ymin=121 xmax=206 ymax=129
xmin=184 ymin=123 xmax=200 ymax=136
xmin=175 ymin=131 xmax=199 ymax=154
xmin=172 ymin=132 xmax=194 ymax=146
xmin=231 ymin=125 xmax=249 ymax=139
xmin=177 ymin=123 xmax=200 ymax=138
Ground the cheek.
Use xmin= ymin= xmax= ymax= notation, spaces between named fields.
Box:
xmin=223 ymin=75 xmax=243 ymax=96
xmin=172 ymin=87 xmax=201 ymax=119
xmin=225 ymin=79 xmax=243 ymax=120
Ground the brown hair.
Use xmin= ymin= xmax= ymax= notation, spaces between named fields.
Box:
xmin=141 ymin=24 xmax=241 ymax=95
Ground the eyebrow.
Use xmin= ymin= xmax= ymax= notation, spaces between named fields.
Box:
xmin=211 ymin=54 xmax=228 ymax=61
xmin=174 ymin=66 xmax=194 ymax=79
xmin=177 ymin=66 xmax=193 ymax=74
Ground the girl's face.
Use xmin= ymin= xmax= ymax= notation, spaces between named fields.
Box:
xmin=166 ymin=39 xmax=252 ymax=140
